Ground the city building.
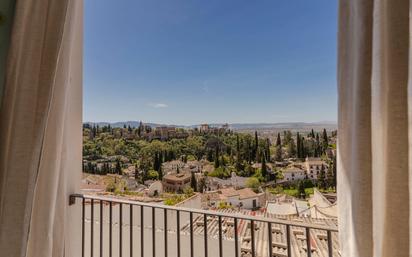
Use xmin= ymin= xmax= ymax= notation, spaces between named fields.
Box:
xmin=199 ymin=124 xmax=210 ymax=133
xmin=162 ymin=173 xmax=192 ymax=192
xmin=280 ymin=166 xmax=307 ymax=182
xmin=304 ymin=157 xmax=328 ymax=180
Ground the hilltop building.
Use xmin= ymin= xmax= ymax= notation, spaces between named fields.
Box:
xmin=162 ymin=173 xmax=192 ymax=192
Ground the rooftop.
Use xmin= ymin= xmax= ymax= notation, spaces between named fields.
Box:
xmin=163 ymin=172 xmax=191 ymax=181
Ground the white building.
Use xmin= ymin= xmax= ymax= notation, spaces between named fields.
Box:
xmin=280 ymin=166 xmax=307 ymax=182
xmin=304 ymin=157 xmax=328 ymax=180
xmin=206 ymin=187 xmax=265 ymax=210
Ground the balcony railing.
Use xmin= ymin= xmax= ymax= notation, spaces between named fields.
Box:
xmin=69 ymin=194 xmax=339 ymax=257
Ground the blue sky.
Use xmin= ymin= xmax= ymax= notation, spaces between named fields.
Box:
xmin=84 ymin=0 xmax=338 ymax=125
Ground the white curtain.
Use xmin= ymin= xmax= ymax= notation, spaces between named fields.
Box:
xmin=0 ymin=0 xmax=82 ymax=257
xmin=338 ymin=0 xmax=410 ymax=256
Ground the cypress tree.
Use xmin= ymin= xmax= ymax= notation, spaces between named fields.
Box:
xmin=322 ymin=128 xmax=329 ymax=153
xmin=115 ymin=159 xmax=122 ymax=175
xmin=191 ymin=172 xmax=197 ymax=192
xmin=276 ymin=133 xmax=282 ymax=146
xmin=158 ymin=165 xmax=163 ymax=181
xmin=298 ymin=181 xmax=306 ymax=199
xmin=315 ymin=133 xmax=320 ymax=157
xmin=318 ymin=164 xmax=326 ymax=189
xmin=265 ymin=138 xmax=271 ymax=162
xmin=254 ymin=131 xmax=259 ymax=161
xmin=296 ymin=133 xmax=301 ymax=158
xmin=326 ymin=164 xmax=334 ymax=189
xmin=235 ymin=135 xmax=242 ymax=171
xmin=137 ymin=121 xmax=143 ymax=137
xmin=322 ymin=129 xmax=328 ymax=144
xmin=214 ymin=146 xmax=220 ymax=168
xmin=261 ymin=153 xmax=268 ymax=180
xmin=300 ymin=137 xmax=306 ymax=158
xmin=275 ymin=145 xmax=282 ymax=161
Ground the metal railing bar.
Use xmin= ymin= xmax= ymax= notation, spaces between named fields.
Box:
xmin=190 ymin=212 xmax=194 ymax=257
xmin=268 ymin=222 xmax=273 ymax=257
xmin=91 ymin=199 xmax=94 ymax=257
xmin=177 ymin=210 xmax=181 ymax=257
xmin=100 ymin=200 xmax=103 ymax=257
xmin=140 ymin=205 xmax=144 ymax=257
xmin=70 ymin=194 xmax=338 ymax=232
xmin=251 ymin=220 xmax=255 ymax=257
xmin=120 ymin=203 xmax=123 ymax=257
xmin=204 ymin=214 xmax=208 ymax=257
xmin=164 ymin=209 xmax=168 ymax=257
xmin=109 ymin=201 xmax=112 ymax=257
xmin=234 ymin=218 xmax=239 ymax=257
xmin=286 ymin=224 xmax=291 ymax=257
xmin=82 ymin=198 xmax=85 ymax=257
xmin=306 ymin=227 xmax=311 ymax=257
xmin=327 ymin=230 xmax=333 ymax=257
xmin=218 ymin=216 xmax=223 ymax=257
xmin=130 ymin=205 xmax=133 ymax=257
xmin=152 ymin=207 xmax=156 ymax=257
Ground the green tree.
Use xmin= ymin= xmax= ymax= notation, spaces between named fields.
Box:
xmin=300 ymin=136 xmax=306 ymax=158
xmin=265 ymin=138 xmax=271 ymax=162
xmin=236 ymin=134 xmax=242 ymax=171
xmin=198 ymin=177 xmax=206 ymax=193
xmin=115 ymin=159 xmax=122 ymax=175
xmin=315 ymin=133 xmax=321 ymax=157
xmin=276 ymin=133 xmax=282 ymax=146
xmin=147 ymin=170 xmax=159 ymax=180
xmin=214 ymin=146 xmax=220 ymax=168
xmin=298 ymin=181 xmax=306 ymax=199
xmin=310 ymin=129 xmax=315 ymax=138
xmin=261 ymin=153 xmax=268 ymax=181
xmin=275 ymin=145 xmax=282 ymax=161
xmin=287 ymin=139 xmax=296 ymax=158
xmin=158 ymin=165 xmax=163 ymax=180
xmin=322 ymin=128 xmax=329 ymax=153
xmin=254 ymin=131 xmax=259 ymax=162
xmin=326 ymin=164 xmax=334 ymax=189
xmin=134 ymin=164 xmax=139 ymax=180
xmin=191 ymin=172 xmax=197 ymax=192
xmin=318 ymin=164 xmax=326 ymax=189
xmin=246 ymin=177 xmax=260 ymax=193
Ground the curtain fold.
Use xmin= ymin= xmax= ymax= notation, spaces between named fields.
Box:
xmin=0 ymin=0 xmax=82 ymax=257
xmin=338 ymin=0 xmax=410 ymax=256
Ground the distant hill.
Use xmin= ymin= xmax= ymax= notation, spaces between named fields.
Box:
xmin=84 ymin=121 xmax=337 ymax=131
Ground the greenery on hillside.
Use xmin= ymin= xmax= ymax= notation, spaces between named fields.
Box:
xmin=83 ymin=123 xmax=336 ymax=189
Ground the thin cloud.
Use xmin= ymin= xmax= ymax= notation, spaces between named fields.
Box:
xmin=148 ymin=103 xmax=168 ymax=108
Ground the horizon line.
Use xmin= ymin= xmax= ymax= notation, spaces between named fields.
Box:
xmin=83 ymin=120 xmax=338 ymax=126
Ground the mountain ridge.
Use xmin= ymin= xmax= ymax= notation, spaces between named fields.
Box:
xmin=84 ymin=121 xmax=337 ymax=130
